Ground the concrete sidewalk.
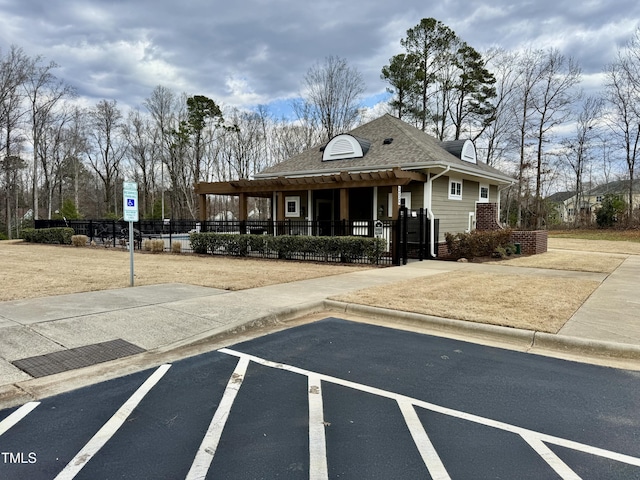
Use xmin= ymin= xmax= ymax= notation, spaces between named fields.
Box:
xmin=0 ymin=256 xmax=639 ymax=407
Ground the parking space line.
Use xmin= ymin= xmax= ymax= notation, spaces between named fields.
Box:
xmin=521 ymin=434 xmax=581 ymax=480
xmin=53 ymin=364 xmax=171 ymax=480
xmin=220 ymin=348 xmax=640 ymax=470
xmin=308 ymin=374 xmax=328 ymax=480
xmin=398 ymin=400 xmax=451 ymax=480
xmin=186 ymin=356 xmax=250 ymax=480
xmin=0 ymin=402 xmax=40 ymax=437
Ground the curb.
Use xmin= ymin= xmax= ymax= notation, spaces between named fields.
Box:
xmin=2 ymin=301 xmax=639 ymax=410
xmin=322 ymin=300 xmax=640 ymax=361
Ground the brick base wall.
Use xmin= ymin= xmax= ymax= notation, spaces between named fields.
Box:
xmin=510 ymin=230 xmax=548 ymax=255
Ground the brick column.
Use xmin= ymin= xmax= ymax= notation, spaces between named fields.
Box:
xmin=475 ymin=203 xmax=501 ymax=231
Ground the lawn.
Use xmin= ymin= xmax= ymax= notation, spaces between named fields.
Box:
xmin=549 ymin=228 xmax=640 ymax=242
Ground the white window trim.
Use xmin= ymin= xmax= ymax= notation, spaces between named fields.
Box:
xmin=285 ymin=196 xmax=300 ymax=217
xmin=479 ymin=183 xmax=489 ymax=203
xmin=448 ymin=178 xmax=463 ymax=200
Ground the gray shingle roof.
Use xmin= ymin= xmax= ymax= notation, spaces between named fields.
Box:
xmin=256 ymin=114 xmax=513 ymax=183
xmin=587 ymin=179 xmax=640 ymax=196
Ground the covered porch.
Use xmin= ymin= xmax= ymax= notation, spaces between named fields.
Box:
xmin=194 ymin=168 xmax=427 ymax=225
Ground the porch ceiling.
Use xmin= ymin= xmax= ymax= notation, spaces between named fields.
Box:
xmin=195 ymin=168 xmax=426 ymax=196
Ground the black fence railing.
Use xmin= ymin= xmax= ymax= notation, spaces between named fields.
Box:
xmin=35 ymin=210 xmax=439 ymax=265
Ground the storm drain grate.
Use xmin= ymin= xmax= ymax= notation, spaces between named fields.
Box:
xmin=12 ymin=339 xmax=146 ymax=378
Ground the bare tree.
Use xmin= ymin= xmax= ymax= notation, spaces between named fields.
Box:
xmin=512 ymin=48 xmax=548 ymax=228
xmin=122 ymin=109 xmax=160 ymax=218
xmin=530 ymin=49 xmax=582 ymax=228
xmin=86 ymin=99 xmax=125 ymax=216
xmin=605 ymin=28 xmax=640 ymax=224
xmin=480 ymin=48 xmax=521 ymax=167
xmin=143 ymin=85 xmax=179 ymax=218
xmin=24 ymin=57 xmax=75 ymax=220
xmin=561 ymin=96 xmax=602 ymax=225
xmin=0 ymin=45 xmax=31 ymax=237
xmin=301 ymin=56 xmax=365 ymax=141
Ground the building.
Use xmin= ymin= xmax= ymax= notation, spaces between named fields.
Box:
xmin=195 ymin=114 xmax=514 ymax=256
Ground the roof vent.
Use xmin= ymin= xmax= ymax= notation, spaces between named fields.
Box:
xmin=383 ymin=138 xmax=393 ymax=145
xmin=322 ymin=134 xmax=371 ymax=161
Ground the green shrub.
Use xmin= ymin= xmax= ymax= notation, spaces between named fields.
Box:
xmin=22 ymin=227 xmax=74 ymax=245
xmin=596 ymin=194 xmax=626 ymax=228
xmin=445 ymin=229 xmax=513 ymax=260
xmin=189 ymin=232 xmax=386 ymax=263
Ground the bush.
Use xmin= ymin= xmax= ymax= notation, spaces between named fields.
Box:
xmin=596 ymin=194 xmax=626 ymax=228
xmin=445 ymin=229 xmax=513 ymax=260
xmin=150 ymin=239 xmax=165 ymax=253
xmin=71 ymin=235 xmax=89 ymax=247
xmin=171 ymin=241 xmax=182 ymax=254
xmin=189 ymin=232 xmax=386 ymax=263
xmin=22 ymin=227 xmax=74 ymax=245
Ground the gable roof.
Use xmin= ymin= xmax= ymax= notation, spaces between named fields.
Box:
xmin=587 ymin=179 xmax=640 ymax=196
xmin=256 ymin=114 xmax=513 ymax=184
xmin=546 ymin=191 xmax=576 ymax=202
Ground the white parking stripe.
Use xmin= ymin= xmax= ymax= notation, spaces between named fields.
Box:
xmin=398 ymin=400 xmax=451 ymax=480
xmin=308 ymin=374 xmax=328 ymax=480
xmin=0 ymin=402 xmax=40 ymax=437
xmin=219 ymin=348 xmax=640 ymax=469
xmin=521 ymin=434 xmax=582 ymax=480
xmin=186 ymin=356 xmax=250 ymax=480
xmin=54 ymin=364 xmax=171 ymax=480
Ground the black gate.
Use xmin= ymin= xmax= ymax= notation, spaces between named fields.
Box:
xmin=394 ymin=207 xmax=439 ymax=265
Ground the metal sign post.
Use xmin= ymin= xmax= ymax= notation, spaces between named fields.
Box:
xmin=123 ymin=182 xmax=139 ymax=287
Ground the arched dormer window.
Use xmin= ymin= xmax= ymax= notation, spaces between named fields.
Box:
xmin=441 ymin=139 xmax=477 ymax=165
xmin=322 ymin=134 xmax=371 ymax=161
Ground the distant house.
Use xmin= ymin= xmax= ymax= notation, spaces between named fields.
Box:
xmin=547 ymin=190 xmax=577 ymax=223
xmin=549 ymin=179 xmax=640 ymax=224
xmin=195 ymin=114 xmax=514 ymax=256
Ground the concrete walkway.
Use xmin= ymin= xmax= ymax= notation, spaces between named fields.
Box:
xmin=0 ymin=256 xmax=638 ymax=407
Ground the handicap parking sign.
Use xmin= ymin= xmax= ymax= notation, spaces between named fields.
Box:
xmin=123 ymin=182 xmax=139 ymax=222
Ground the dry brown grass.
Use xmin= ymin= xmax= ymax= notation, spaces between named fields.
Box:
xmin=3 ymin=235 xmax=634 ymax=334
xmin=0 ymin=240 xmax=370 ymax=302
xmin=549 ymin=237 xmax=640 ymax=255
xmin=329 ymin=236 xmax=640 ymax=332
xmin=496 ymin=249 xmax=626 ymax=273
xmin=331 ymin=271 xmax=599 ymax=333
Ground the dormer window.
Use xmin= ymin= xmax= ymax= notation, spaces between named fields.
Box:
xmin=322 ymin=134 xmax=371 ymax=161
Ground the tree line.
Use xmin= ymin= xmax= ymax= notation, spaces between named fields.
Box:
xmin=2 ymin=18 xmax=640 ymax=238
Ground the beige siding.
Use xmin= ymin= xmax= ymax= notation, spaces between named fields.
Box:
xmin=431 ymin=176 xmax=480 ymax=242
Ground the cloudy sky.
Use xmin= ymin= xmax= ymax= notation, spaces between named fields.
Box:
xmin=1 ymin=0 xmax=639 ymax=116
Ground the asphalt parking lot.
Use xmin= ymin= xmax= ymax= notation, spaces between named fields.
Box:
xmin=2 ymin=318 xmax=640 ymax=479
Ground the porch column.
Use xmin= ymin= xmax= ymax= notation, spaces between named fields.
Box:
xmin=238 ymin=193 xmax=248 ymax=221
xmin=198 ymin=194 xmax=207 ymax=222
xmin=391 ymin=185 xmax=400 ymax=219
xmin=373 ymin=186 xmax=378 ymax=220
xmin=307 ymin=190 xmax=313 ymax=236
xmin=340 ymin=188 xmax=349 ymax=220
xmin=276 ymin=192 xmax=285 ymax=221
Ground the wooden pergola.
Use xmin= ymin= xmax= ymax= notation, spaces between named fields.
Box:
xmin=194 ymin=168 xmax=426 ymax=222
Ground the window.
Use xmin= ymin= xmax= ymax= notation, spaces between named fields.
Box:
xmin=448 ymin=178 xmax=462 ymax=200
xmin=285 ymin=196 xmax=300 ymax=217
xmin=596 ymin=195 xmax=603 ymax=203
xmin=479 ymin=184 xmax=489 ymax=203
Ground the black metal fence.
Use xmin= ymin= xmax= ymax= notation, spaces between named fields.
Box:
xmin=35 ymin=210 xmax=439 ymax=265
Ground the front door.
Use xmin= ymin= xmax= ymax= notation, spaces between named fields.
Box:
xmin=316 ymin=199 xmax=333 ymax=236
